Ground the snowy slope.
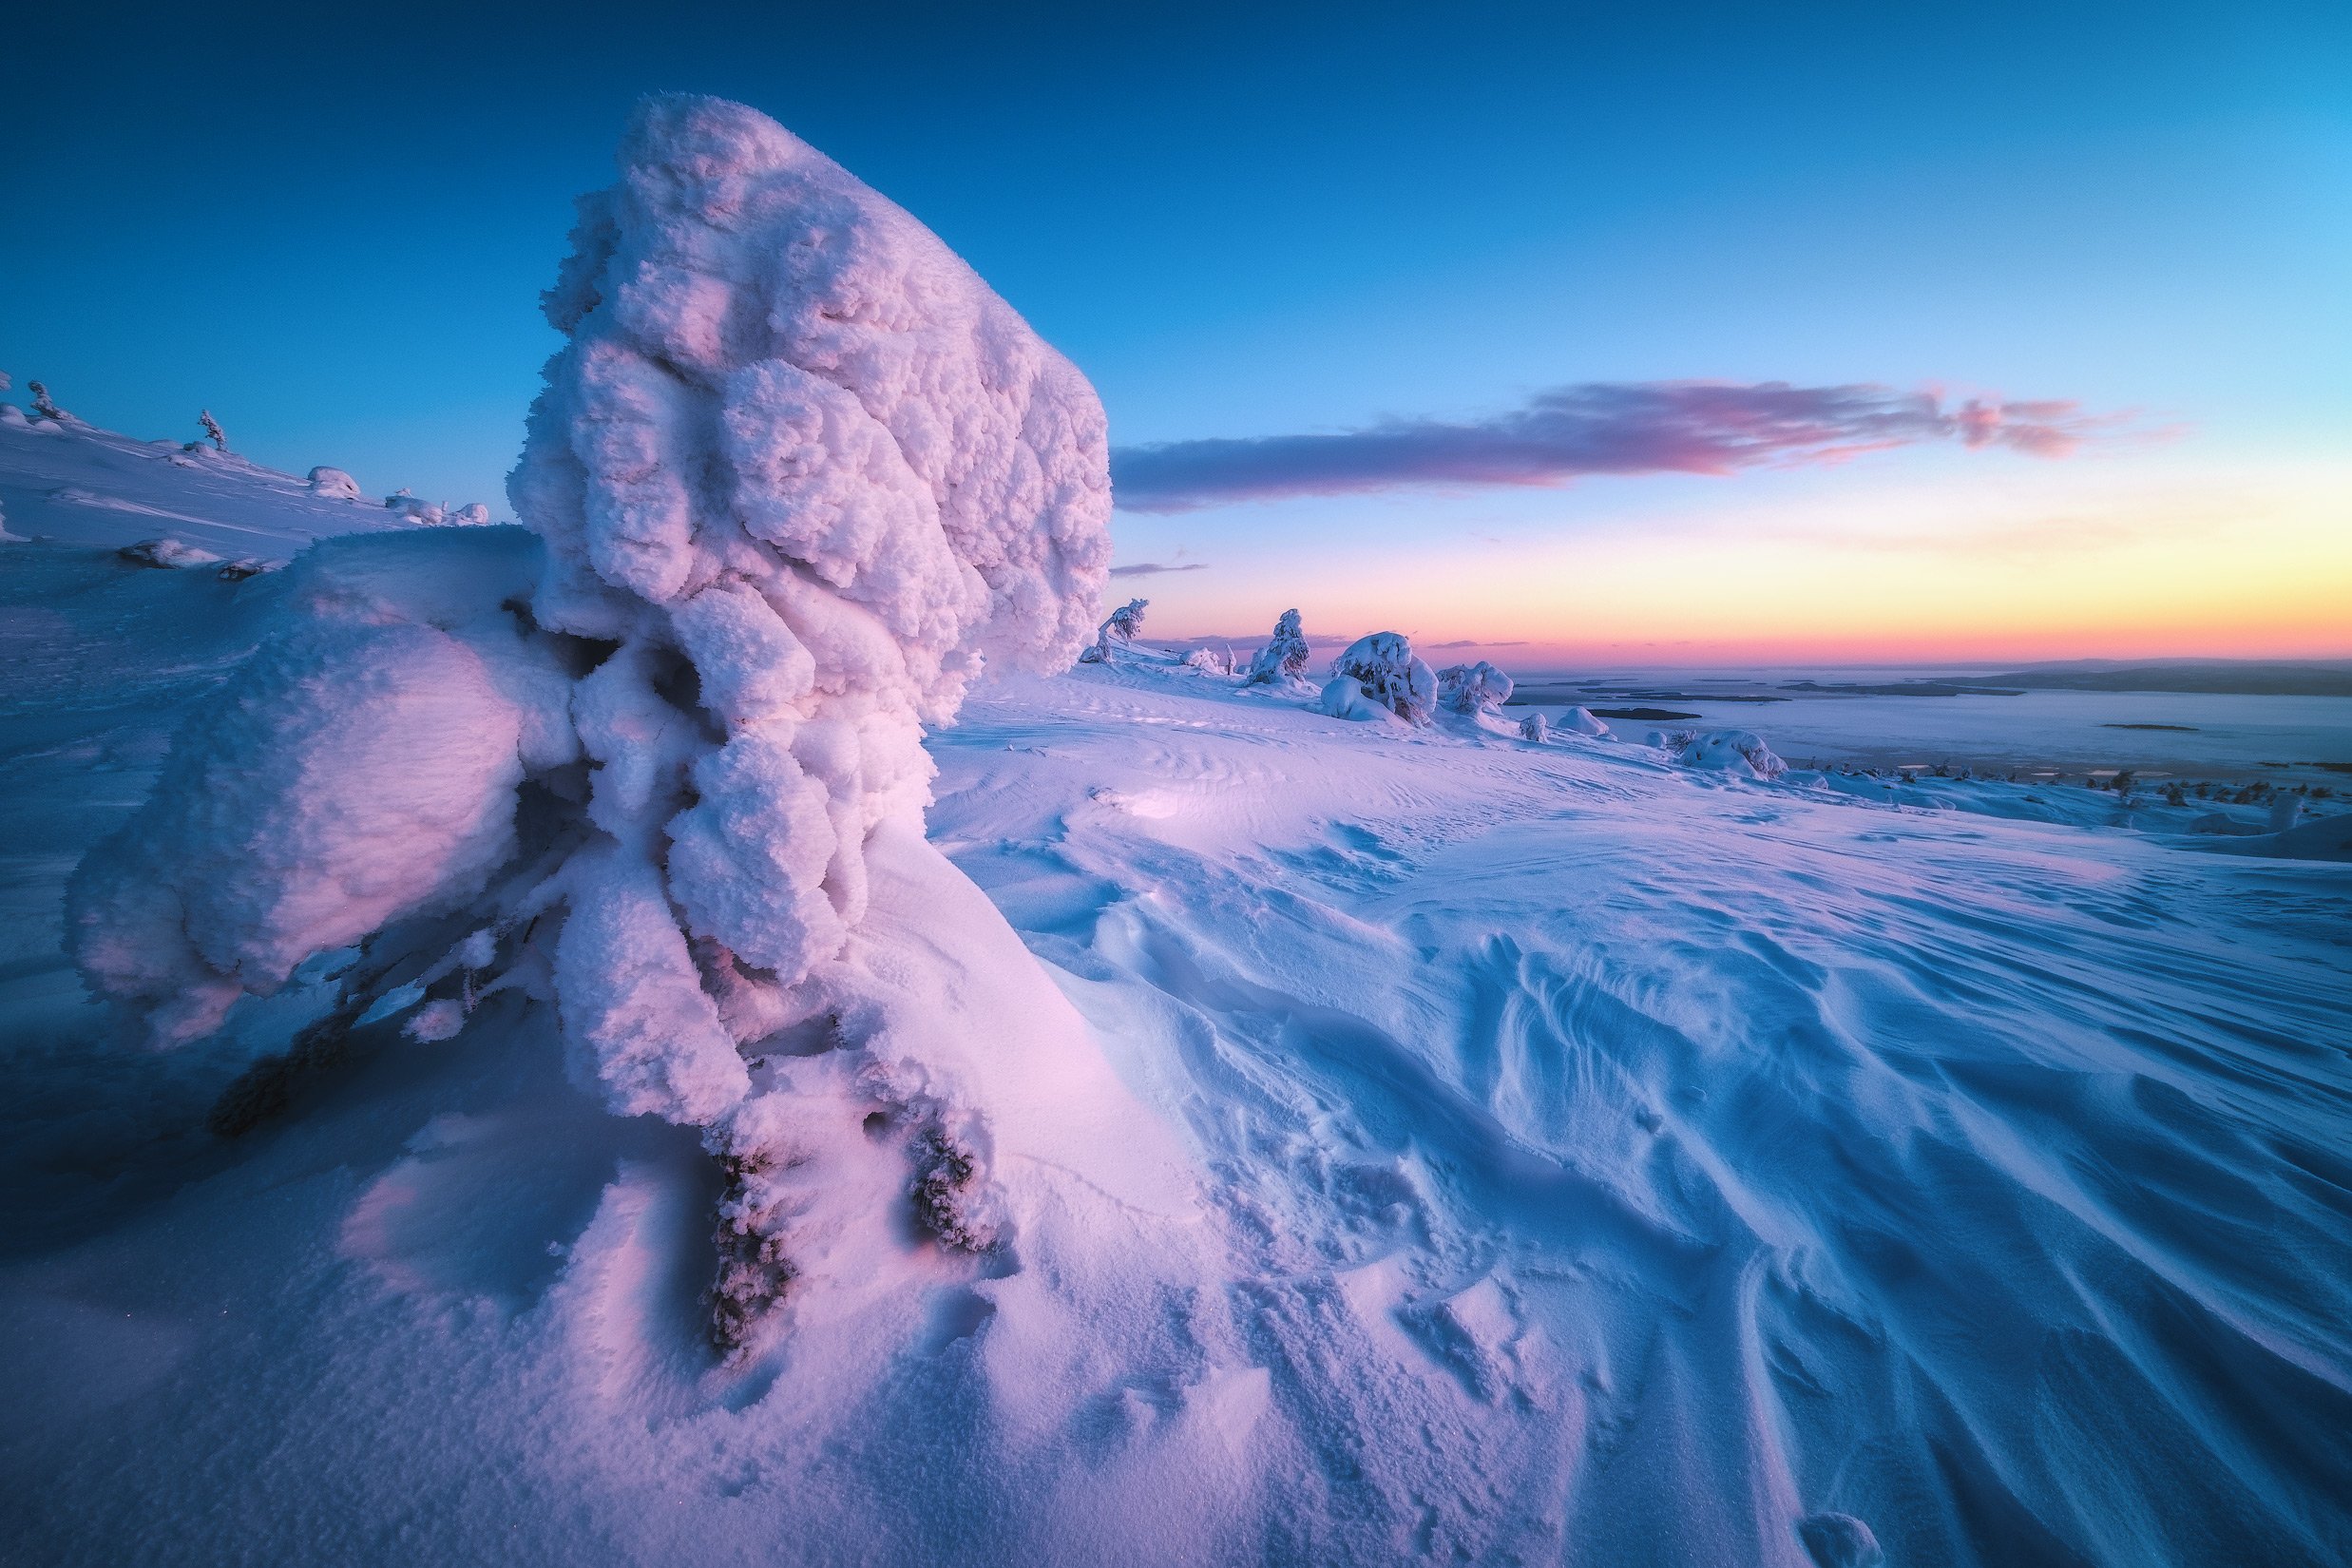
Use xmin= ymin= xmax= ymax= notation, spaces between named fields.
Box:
xmin=6 ymin=511 xmax=2351 ymax=1565
xmin=0 ymin=415 xmax=418 ymax=559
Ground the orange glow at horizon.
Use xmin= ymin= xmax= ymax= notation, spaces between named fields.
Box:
xmin=1132 ymin=454 xmax=2352 ymax=668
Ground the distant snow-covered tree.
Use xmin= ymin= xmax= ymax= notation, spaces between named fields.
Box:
xmin=1077 ymin=597 xmax=1148 ymax=663
xmin=1436 ymin=660 xmax=1513 ymax=715
xmin=28 ymin=381 xmax=67 ymax=421
xmin=1245 ymin=608 xmax=1312 ymax=684
xmin=1674 ymin=729 xmax=1788 ymax=780
xmin=1323 ymin=632 xmax=1436 ymax=725
xmin=383 ymin=488 xmax=446 ymax=525
xmin=199 ymin=410 xmax=230 ymax=453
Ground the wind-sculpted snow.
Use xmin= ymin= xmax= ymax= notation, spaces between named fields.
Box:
xmin=9 ymin=552 xmax=2352 ymax=1563
xmin=67 ymin=529 xmax=577 ymax=1044
xmin=65 ymin=93 xmax=1119 ymax=1352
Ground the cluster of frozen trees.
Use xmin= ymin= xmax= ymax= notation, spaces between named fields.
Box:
xmin=69 ymin=95 xmax=1111 ymax=1353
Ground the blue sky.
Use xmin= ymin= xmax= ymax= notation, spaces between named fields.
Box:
xmin=7 ymin=2 xmax=2347 ymax=660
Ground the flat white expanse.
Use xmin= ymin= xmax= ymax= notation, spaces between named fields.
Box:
xmin=3 ymin=419 xmax=2348 ymax=1565
xmin=1518 ymin=687 xmax=2352 ymax=781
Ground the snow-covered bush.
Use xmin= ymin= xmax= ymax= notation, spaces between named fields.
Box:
xmin=449 ymin=502 xmax=491 ymax=526
xmin=1077 ymin=597 xmax=1147 ymax=663
xmin=1325 ymin=631 xmax=1436 ymax=725
xmin=70 ymin=93 xmax=1113 ymax=1352
xmin=1245 ymin=608 xmax=1312 ymax=685
xmin=1181 ymin=644 xmax=1234 ymax=674
xmin=308 ymin=467 xmax=362 ymax=500
xmin=384 ymin=488 xmax=445 ymax=525
xmin=29 ymin=380 xmax=68 ymax=421
xmin=1436 ymin=660 xmax=1513 ymax=715
xmin=1519 ymin=712 xmax=1549 ymax=742
xmin=1675 ymin=729 xmax=1788 ymax=780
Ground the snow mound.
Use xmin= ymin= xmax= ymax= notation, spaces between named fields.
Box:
xmin=1553 ymin=703 xmax=1608 ymax=736
xmin=68 ymin=527 xmax=574 ymax=1043
xmin=1675 ymin=727 xmax=1788 ymax=779
xmin=307 ymin=465 xmax=362 ymax=500
xmin=115 ymin=536 xmax=221 ymax=569
xmin=1327 ymin=631 xmax=1436 ymax=724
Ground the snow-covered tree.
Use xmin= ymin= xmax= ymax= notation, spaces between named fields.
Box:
xmin=1519 ymin=711 xmax=1549 ymax=742
xmin=1323 ymin=631 xmax=1437 ymax=725
xmin=199 ymin=410 xmax=230 ymax=453
xmin=68 ymin=94 xmax=1113 ymax=1356
xmin=1674 ymin=729 xmax=1788 ymax=780
xmin=383 ymin=489 xmax=445 ymax=525
xmin=1436 ymin=660 xmax=1513 ymax=715
xmin=1245 ymin=608 xmax=1312 ymax=684
xmin=28 ymin=381 xmax=67 ymax=421
xmin=1077 ymin=597 xmax=1147 ymax=663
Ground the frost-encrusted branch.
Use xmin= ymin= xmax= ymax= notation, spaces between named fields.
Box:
xmin=68 ymin=93 xmax=1112 ymax=1357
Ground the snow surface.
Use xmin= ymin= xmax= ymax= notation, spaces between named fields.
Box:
xmin=8 ymin=101 xmax=2352 ymax=1568
xmin=6 ymin=578 xmax=2350 ymax=1562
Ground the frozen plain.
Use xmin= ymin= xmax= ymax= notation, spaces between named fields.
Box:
xmin=3 ymin=424 xmax=2349 ymax=1565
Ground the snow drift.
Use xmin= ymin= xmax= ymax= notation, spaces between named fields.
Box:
xmin=67 ymin=92 xmax=1119 ymax=1349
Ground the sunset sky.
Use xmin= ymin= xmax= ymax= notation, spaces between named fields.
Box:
xmin=5 ymin=1 xmax=2346 ymax=665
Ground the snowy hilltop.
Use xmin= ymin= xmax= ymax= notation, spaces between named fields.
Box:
xmin=3 ymin=96 xmax=2351 ymax=1568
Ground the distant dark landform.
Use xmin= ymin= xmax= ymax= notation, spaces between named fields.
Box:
xmin=1519 ymin=685 xmax=1787 ymax=705
xmin=2105 ymin=723 xmax=2200 ymax=732
xmin=1589 ymin=706 xmax=1702 ymax=721
xmin=1780 ymin=680 xmax=2025 ymax=698
xmin=1975 ymin=662 xmax=2352 ymax=698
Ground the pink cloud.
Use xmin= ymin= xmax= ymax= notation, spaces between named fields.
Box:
xmin=1111 ymin=381 xmax=2112 ymax=513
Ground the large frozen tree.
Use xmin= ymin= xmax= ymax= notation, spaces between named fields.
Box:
xmin=69 ymin=93 xmax=1115 ymax=1349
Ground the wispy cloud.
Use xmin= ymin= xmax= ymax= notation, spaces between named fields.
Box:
xmin=1111 ymin=381 xmax=2111 ymax=514
xmin=1108 ymin=560 xmax=1212 ymax=579
xmin=1429 ymin=639 xmax=1529 ymax=648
